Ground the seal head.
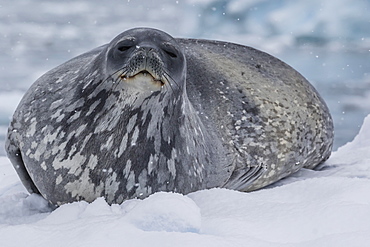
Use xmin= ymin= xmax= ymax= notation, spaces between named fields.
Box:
xmin=105 ymin=28 xmax=186 ymax=94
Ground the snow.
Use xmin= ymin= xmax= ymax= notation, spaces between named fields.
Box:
xmin=1 ymin=115 xmax=370 ymax=246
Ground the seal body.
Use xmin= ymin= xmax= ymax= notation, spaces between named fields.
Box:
xmin=6 ymin=28 xmax=334 ymax=206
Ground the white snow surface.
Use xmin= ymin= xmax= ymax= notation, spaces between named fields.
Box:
xmin=1 ymin=116 xmax=370 ymax=247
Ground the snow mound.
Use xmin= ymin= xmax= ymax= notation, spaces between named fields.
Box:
xmin=324 ymin=114 xmax=370 ymax=178
xmin=125 ymin=192 xmax=201 ymax=233
xmin=36 ymin=192 xmax=201 ymax=234
xmin=0 ymin=193 xmax=51 ymax=225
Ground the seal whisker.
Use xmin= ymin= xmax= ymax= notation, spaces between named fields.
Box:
xmin=162 ymin=73 xmax=175 ymax=93
xmin=102 ymin=67 xmax=131 ymax=85
xmin=162 ymin=69 xmax=180 ymax=90
xmin=100 ymin=68 xmax=125 ymax=85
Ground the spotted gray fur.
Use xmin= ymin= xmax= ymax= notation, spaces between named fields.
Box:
xmin=6 ymin=28 xmax=333 ymax=206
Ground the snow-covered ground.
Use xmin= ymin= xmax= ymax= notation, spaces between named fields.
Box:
xmin=1 ymin=115 xmax=370 ymax=246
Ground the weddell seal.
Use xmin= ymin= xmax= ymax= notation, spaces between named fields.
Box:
xmin=6 ymin=27 xmax=333 ymax=206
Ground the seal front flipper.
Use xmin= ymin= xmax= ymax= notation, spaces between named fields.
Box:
xmin=5 ymin=136 xmax=40 ymax=194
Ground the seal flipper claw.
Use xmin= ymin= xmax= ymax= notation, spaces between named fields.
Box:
xmin=223 ymin=165 xmax=267 ymax=191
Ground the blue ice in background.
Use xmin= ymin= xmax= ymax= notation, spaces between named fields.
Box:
xmin=0 ymin=0 xmax=369 ymax=155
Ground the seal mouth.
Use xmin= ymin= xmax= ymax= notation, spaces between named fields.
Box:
xmin=120 ymin=70 xmax=165 ymax=87
xmin=115 ymin=67 xmax=168 ymax=92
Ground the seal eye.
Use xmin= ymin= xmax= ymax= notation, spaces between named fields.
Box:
xmin=116 ymin=37 xmax=136 ymax=53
